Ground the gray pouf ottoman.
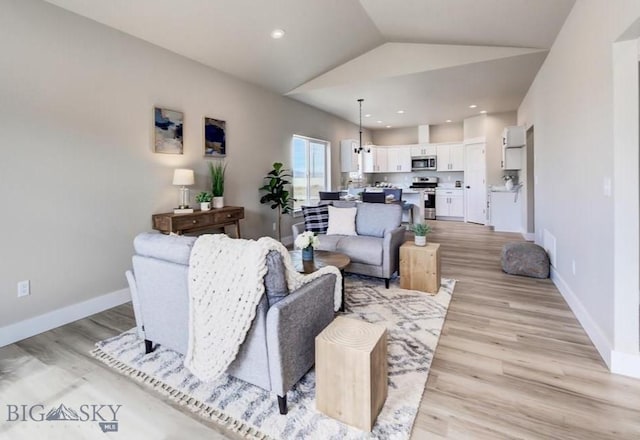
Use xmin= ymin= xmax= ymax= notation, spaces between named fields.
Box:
xmin=501 ymin=242 xmax=550 ymax=279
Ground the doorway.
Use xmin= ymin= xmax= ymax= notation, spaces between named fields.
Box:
xmin=464 ymin=141 xmax=486 ymax=224
xmin=526 ymin=127 xmax=535 ymax=234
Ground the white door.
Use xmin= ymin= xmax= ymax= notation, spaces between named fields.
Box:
xmin=464 ymin=142 xmax=487 ymax=224
xmin=435 ymin=194 xmax=449 ymax=217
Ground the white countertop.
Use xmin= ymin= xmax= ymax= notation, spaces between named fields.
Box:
xmin=489 ymin=184 xmax=522 ymax=193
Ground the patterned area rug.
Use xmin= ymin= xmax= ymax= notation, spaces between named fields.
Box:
xmin=91 ymin=275 xmax=455 ymax=439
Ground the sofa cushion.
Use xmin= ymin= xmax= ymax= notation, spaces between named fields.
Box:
xmin=302 ymin=205 xmax=329 ymax=233
xmin=326 ymin=206 xmax=358 ymax=236
xmin=356 ymin=203 xmax=402 ymax=238
xmin=336 ymin=235 xmax=383 ymax=266
xmin=315 ymin=234 xmax=342 ymax=251
xmin=264 ymin=250 xmax=289 ymax=306
xmin=133 ymin=232 xmax=196 ymax=265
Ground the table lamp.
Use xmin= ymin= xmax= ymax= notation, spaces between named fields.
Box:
xmin=173 ymin=169 xmax=195 ymax=210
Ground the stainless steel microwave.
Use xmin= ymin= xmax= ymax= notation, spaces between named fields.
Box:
xmin=411 ymin=156 xmax=437 ymax=171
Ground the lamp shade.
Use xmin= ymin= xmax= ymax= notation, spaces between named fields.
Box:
xmin=172 ymin=169 xmax=194 ymax=186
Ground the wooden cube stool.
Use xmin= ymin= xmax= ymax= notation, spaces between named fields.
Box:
xmin=315 ymin=316 xmax=388 ymax=431
xmin=399 ymin=241 xmax=441 ymax=294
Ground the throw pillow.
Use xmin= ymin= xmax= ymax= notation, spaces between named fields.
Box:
xmin=326 ymin=206 xmax=358 ymax=236
xmin=302 ymin=205 xmax=329 ymax=233
xmin=264 ymin=250 xmax=289 ymax=306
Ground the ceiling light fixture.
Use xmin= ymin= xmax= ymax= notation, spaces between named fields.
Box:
xmin=270 ymin=29 xmax=285 ymax=39
xmin=446 ymin=119 xmax=452 ymax=123
xmin=480 ymin=110 xmax=487 ymax=114
xmin=469 ymin=104 xmax=477 ymax=108
xmin=355 ymin=98 xmax=370 ymax=154
xmin=376 ymin=120 xmax=383 ymax=124
xmin=396 ymin=110 xmax=405 ymax=114
xmin=386 ymin=125 xmax=392 ymax=128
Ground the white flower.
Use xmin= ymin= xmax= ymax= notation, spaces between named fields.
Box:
xmin=295 ymin=231 xmax=319 ymax=249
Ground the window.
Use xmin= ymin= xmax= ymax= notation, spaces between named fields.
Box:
xmin=292 ymin=135 xmax=331 ymax=211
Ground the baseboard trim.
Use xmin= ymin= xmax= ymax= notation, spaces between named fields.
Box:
xmin=611 ymin=350 xmax=640 ymax=378
xmin=550 ymin=268 xmax=612 ymax=368
xmin=522 ymin=232 xmax=535 ymax=241
xmin=0 ymin=288 xmax=131 ymax=348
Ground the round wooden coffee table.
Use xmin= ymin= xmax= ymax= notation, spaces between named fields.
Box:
xmin=289 ymin=250 xmax=350 ymax=311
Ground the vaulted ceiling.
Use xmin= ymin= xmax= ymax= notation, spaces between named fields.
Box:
xmin=44 ymin=0 xmax=576 ymax=128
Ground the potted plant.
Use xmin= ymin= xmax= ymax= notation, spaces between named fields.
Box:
xmin=259 ymin=162 xmax=293 ymax=241
xmin=195 ymin=191 xmax=212 ymax=211
xmin=411 ymin=223 xmax=432 ymax=246
xmin=209 ymin=161 xmax=226 ymax=208
xmin=294 ymin=231 xmax=320 ymax=261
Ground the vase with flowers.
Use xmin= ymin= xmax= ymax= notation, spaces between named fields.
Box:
xmin=503 ymin=174 xmax=514 ymax=191
xmin=295 ymin=231 xmax=320 ymax=261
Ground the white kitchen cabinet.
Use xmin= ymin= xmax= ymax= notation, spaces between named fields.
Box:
xmin=363 ymin=146 xmax=388 ymax=173
xmin=501 ymin=145 xmax=522 ymax=170
xmin=410 ymin=144 xmax=436 ymax=157
xmin=340 ymin=139 xmax=360 ymax=172
xmin=435 ymin=189 xmax=464 ymax=219
xmin=502 ymin=126 xmax=525 ymax=148
xmin=436 ymin=143 xmax=465 ymax=171
xmin=489 ymin=188 xmax=522 ymax=232
xmin=387 ymin=146 xmax=412 ymax=172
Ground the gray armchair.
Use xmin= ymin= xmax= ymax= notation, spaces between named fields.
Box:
xmin=125 ymin=232 xmax=336 ymax=414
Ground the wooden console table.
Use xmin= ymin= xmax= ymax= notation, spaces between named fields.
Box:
xmin=152 ymin=206 xmax=244 ymax=237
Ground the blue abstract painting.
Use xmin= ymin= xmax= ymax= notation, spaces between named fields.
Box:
xmin=204 ymin=117 xmax=226 ymax=157
xmin=154 ymin=107 xmax=183 ymax=154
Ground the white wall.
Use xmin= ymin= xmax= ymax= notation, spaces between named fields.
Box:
xmin=0 ymin=0 xmax=362 ymax=330
xmin=517 ymin=0 xmax=640 ymax=374
xmin=430 ymin=122 xmax=463 ymax=143
xmin=371 ymin=126 xmax=417 ymax=145
xmin=372 ymin=123 xmax=463 ymax=145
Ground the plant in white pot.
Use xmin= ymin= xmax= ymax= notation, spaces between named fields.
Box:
xmin=209 ymin=161 xmax=226 ymax=208
xmin=411 ymin=223 xmax=432 ymax=246
xmin=195 ymin=191 xmax=212 ymax=211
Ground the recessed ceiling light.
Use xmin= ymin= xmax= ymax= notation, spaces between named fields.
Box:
xmin=480 ymin=110 xmax=487 ymax=114
xmin=386 ymin=125 xmax=392 ymax=128
xmin=446 ymin=119 xmax=452 ymax=123
xmin=469 ymin=104 xmax=477 ymax=108
xmin=365 ymin=114 xmax=371 ymax=118
xmin=270 ymin=29 xmax=285 ymax=39
xmin=396 ymin=110 xmax=405 ymax=114
xmin=377 ymin=120 xmax=383 ymax=124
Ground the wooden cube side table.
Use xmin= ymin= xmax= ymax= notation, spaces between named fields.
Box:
xmin=399 ymin=241 xmax=441 ymax=294
xmin=315 ymin=316 xmax=388 ymax=432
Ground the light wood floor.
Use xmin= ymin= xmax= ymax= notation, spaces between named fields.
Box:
xmin=1 ymin=221 xmax=639 ymax=439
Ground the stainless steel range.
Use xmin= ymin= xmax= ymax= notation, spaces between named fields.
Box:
xmin=410 ymin=177 xmax=438 ymax=220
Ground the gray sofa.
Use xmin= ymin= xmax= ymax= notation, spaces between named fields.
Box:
xmin=292 ymin=202 xmax=405 ymax=288
xmin=125 ymin=232 xmax=336 ymax=415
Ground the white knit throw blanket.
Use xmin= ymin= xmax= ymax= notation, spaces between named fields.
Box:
xmin=184 ymin=234 xmax=342 ymax=383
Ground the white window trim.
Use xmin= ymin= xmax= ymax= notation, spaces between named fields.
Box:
xmin=292 ymin=134 xmax=332 ymax=213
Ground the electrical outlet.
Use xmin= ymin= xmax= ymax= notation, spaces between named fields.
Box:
xmin=272 ymin=222 xmax=276 ymax=231
xmin=17 ymin=280 xmax=30 ymax=298
xmin=572 ymin=259 xmax=576 ymax=275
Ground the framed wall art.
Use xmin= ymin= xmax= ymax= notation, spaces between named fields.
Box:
xmin=204 ymin=117 xmax=226 ymax=158
xmin=154 ymin=107 xmax=184 ymax=154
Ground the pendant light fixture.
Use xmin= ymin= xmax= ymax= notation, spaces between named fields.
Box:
xmin=356 ymin=98 xmax=370 ymax=154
